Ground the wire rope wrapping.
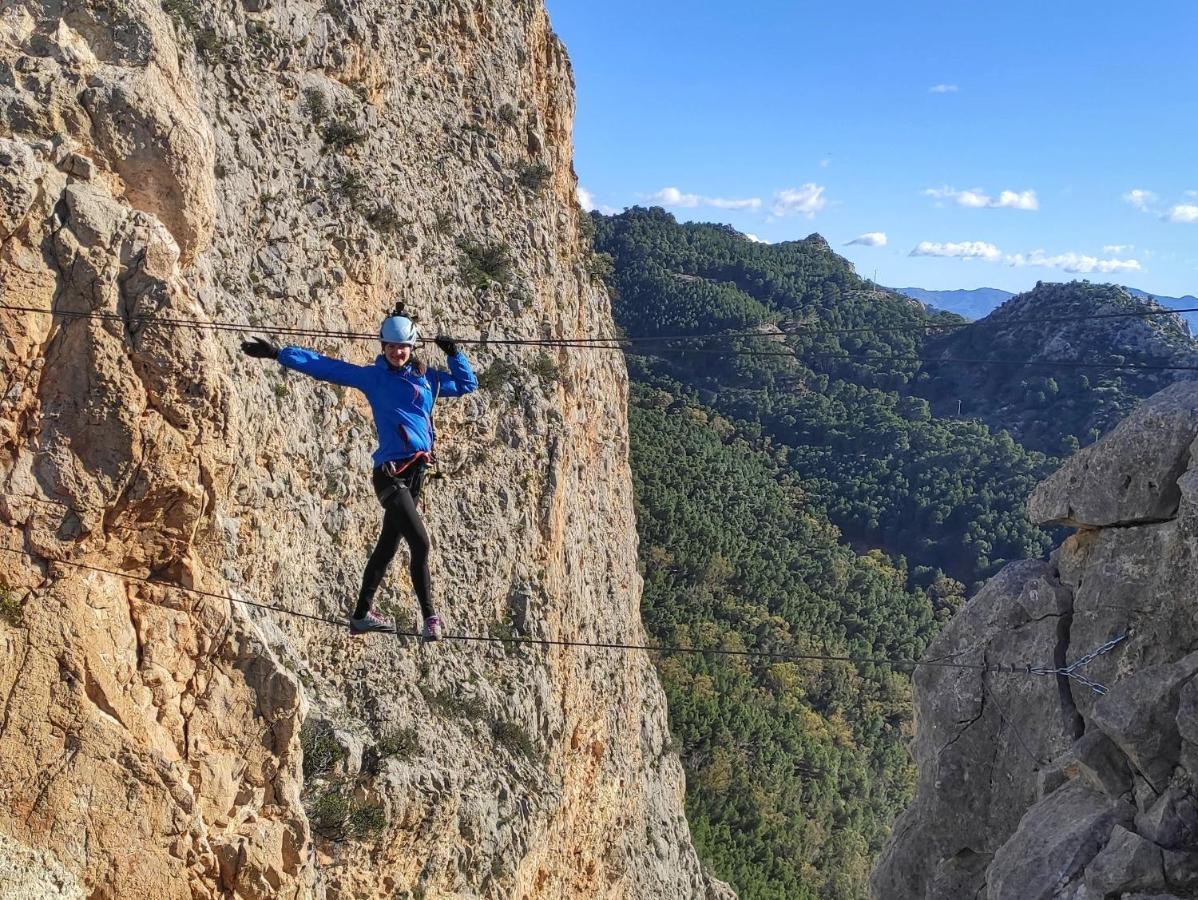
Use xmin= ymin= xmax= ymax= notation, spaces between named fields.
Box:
xmin=1021 ymin=632 xmax=1129 ymax=696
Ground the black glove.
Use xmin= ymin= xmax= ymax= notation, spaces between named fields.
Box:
xmin=434 ymin=335 xmax=459 ymax=356
xmin=241 ymin=336 xmax=280 ymax=360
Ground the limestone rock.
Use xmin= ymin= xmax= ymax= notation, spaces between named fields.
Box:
xmin=0 ymin=0 xmax=727 ymax=897
xmin=987 ymin=780 xmax=1132 ymax=900
xmin=1028 ymin=381 xmax=1198 ymax=527
xmin=1082 ymin=825 xmax=1164 ymax=895
xmin=869 ymin=560 xmax=1077 ymax=900
xmin=876 ymin=381 xmax=1198 ymax=900
xmin=1090 ymin=653 xmax=1198 ymax=793
xmin=1069 ymin=729 xmax=1133 ymax=799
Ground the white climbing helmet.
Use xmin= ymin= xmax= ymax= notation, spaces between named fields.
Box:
xmin=380 ymin=315 xmax=420 ymax=346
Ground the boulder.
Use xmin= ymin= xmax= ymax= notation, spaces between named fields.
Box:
xmin=870 ymin=561 xmax=1078 ymax=899
xmin=1090 ymin=652 xmax=1198 ymax=793
xmin=1082 ymin=825 xmax=1165 ymax=895
xmin=1028 ymin=381 xmax=1198 ymax=528
xmin=1070 ymin=729 xmax=1133 ymax=799
xmin=1135 ymin=787 xmax=1198 ymax=849
xmin=987 ymin=780 xmax=1132 ymax=900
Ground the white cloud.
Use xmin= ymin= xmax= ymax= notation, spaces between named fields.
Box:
xmin=925 ymin=186 xmax=1039 ymax=210
xmin=1124 ymin=188 xmax=1157 ymax=212
xmin=819 ymin=157 xmax=831 ymax=168
xmin=1103 ymin=244 xmax=1133 ymax=254
xmin=910 ymin=240 xmax=1002 ymax=261
xmin=744 ymin=233 xmax=767 ymax=243
xmin=648 ymin=186 xmax=761 ymax=211
xmin=577 ymin=186 xmax=595 ymax=212
xmin=650 ymin=186 xmax=701 ymax=208
xmin=1007 ymin=250 xmax=1141 ymax=274
xmin=771 ymin=184 xmax=827 ymax=218
xmin=1166 ymin=204 xmax=1198 ymax=224
xmin=846 ymin=232 xmax=888 ymax=247
xmin=929 ymin=84 xmax=959 ymax=93
xmin=709 ymin=196 xmax=763 ymax=210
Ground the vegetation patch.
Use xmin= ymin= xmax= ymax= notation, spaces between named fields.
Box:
xmin=423 ymin=686 xmax=487 ymax=721
xmin=491 ymin=720 xmax=535 ymax=760
xmin=300 ymin=719 xmax=344 ymax=780
xmin=477 ymin=358 xmax=521 ymax=392
xmin=321 ymin=121 xmax=366 ymax=152
xmin=301 ymin=88 xmax=328 ymax=124
xmin=516 ymin=162 xmax=552 ymax=192
xmin=497 ymin=103 xmax=518 ymax=126
xmin=529 ymin=353 xmax=559 ymax=383
xmin=161 ymin=0 xmax=224 ymax=61
xmin=376 ymin=727 xmax=420 ymax=761
xmin=308 ymin=785 xmax=387 ymax=841
xmin=457 ymin=239 xmax=513 ymax=291
xmin=585 ymin=251 xmax=615 ymax=283
xmin=0 ymin=584 xmax=21 ymax=627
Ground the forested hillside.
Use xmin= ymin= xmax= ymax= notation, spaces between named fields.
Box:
xmin=631 ymin=385 xmax=935 ymax=899
xmin=599 ymin=207 xmax=1198 ymax=900
xmin=919 ymin=281 xmax=1198 ymax=453
xmin=597 ymin=207 xmax=1056 ymax=587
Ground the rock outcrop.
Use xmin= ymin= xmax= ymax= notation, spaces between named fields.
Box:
xmin=873 ymin=381 xmax=1198 ymax=899
xmin=0 ymin=1 xmax=730 ymax=898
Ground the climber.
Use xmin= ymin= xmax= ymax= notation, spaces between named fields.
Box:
xmin=240 ymin=302 xmax=477 ymax=641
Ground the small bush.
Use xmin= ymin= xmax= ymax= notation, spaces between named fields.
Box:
xmin=301 ymin=88 xmax=328 ymax=123
xmin=529 ymin=353 xmax=559 ymax=383
xmin=478 ymin=358 xmax=520 ymax=392
xmin=458 ymin=239 xmax=513 ymax=291
xmin=322 ymin=121 xmax=366 ymax=152
xmin=301 ymin=720 xmax=344 ymax=780
xmin=367 ymin=204 xmax=409 ymax=235
xmin=162 ymin=0 xmax=224 ymax=61
xmin=497 ymin=103 xmax=518 ymax=126
xmin=309 ymin=788 xmax=351 ymax=834
xmin=347 ymin=803 xmax=387 ymax=837
xmin=0 ymin=585 xmax=21 ymax=627
xmin=332 ymin=169 xmax=367 ymax=204
xmin=433 ymin=210 xmax=454 ymax=235
xmin=516 ymin=162 xmax=552 ymax=192
xmin=491 ymin=720 xmax=535 ymax=760
xmin=577 ymin=211 xmax=597 ymax=244
xmin=377 ymin=727 xmax=420 ymax=760
xmin=424 ymin=687 xmax=487 ymax=721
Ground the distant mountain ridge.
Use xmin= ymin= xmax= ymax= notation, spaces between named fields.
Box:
xmin=897 ymin=285 xmax=1198 ymax=330
xmin=893 ymin=287 xmax=1015 ymax=320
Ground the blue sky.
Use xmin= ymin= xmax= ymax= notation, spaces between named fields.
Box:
xmin=545 ymin=0 xmax=1198 ymax=297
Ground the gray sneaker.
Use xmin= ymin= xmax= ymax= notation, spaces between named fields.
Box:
xmin=349 ymin=609 xmax=396 ymax=635
xmin=421 ymin=614 xmax=445 ymax=642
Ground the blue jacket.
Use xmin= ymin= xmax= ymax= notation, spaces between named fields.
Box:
xmin=278 ymin=347 xmax=478 ymax=467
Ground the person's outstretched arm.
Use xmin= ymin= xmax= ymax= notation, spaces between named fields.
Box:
xmin=428 ymin=336 xmax=478 ymax=397
xmin=241 ymin=337 xmax=373 ymax=390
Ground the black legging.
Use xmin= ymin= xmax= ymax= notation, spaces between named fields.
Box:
xmin=356 ymin=465 xmax=432 ymax=620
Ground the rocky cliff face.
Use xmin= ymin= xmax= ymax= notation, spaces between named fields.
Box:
xmin=0 ymin=2 xmax=730 ymax=898
xmin=872 ymin=381 xmax=1198 ymax=899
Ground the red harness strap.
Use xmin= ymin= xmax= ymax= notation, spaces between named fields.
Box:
xmin=382 ymin=451 xmax=431 ymax=478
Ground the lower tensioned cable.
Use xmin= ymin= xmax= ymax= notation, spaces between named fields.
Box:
xmin=0 ymin=543 xmax=1126 ymax=690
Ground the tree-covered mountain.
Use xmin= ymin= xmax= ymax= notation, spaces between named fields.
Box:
xmin=918 ymin=281 xmax=1198 ymax=454
xmin=595 ymin=207 xmax=1055 ymax=587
